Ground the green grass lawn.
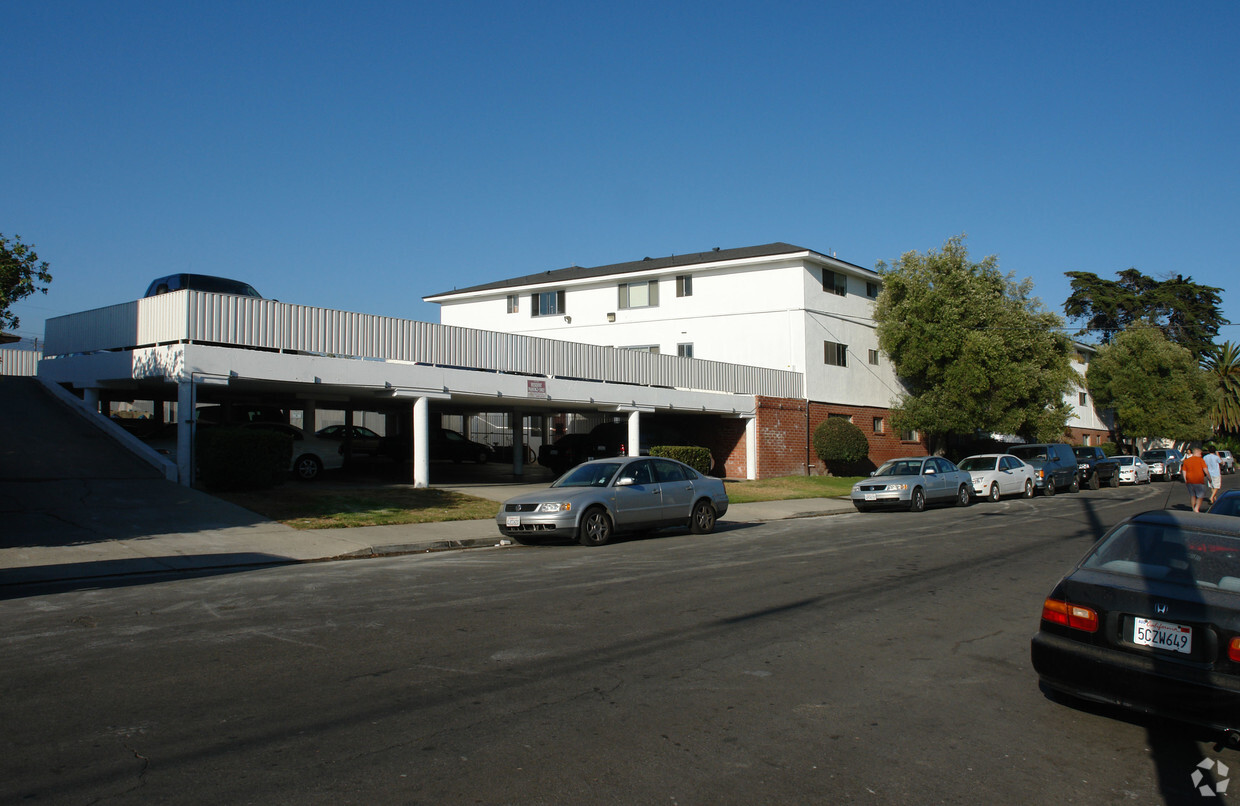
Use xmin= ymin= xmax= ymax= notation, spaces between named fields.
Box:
xmin=217 ymin=474 xmax=860 ymax=530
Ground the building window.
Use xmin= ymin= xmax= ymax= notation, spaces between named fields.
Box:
xmin=828 ymin=413 xmax=852 ymax=422
xmin=676 ymin=275 xmax=693 ymax=297
xmin=530 ymin=290 xmax=565 ymax=317
xmin=868 ymin=349 xmax=879 ymax=365
xmin=823 ymin=269 xmax=847 ymax=297
xmin=873 ymin=417 xmax=884 ymax=434
xmin=866 ymin=281 xmax=879 ymax=299
xmin=619 ymin=280 xmax=659 ymax=309
xmin=900 ymin=428 xmax=920 ymax=442
xmin=506 ymin=294 xmax=519 ymax=314
xmin=621 ymin=345 xmax=660 ymax=353
xmin=1079 ymin=392 xmax=1088 ymax=406
xmin=824 ymin=340 xmax=847 ymax=367
xmin=1084 ymin=434 xmax=1092 ymax=446
xmin=677 ymin=343 xmax=694 ymax=358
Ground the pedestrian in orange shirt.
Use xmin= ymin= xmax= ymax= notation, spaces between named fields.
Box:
xmin=1182 ymin=446 xmax=1208 ymax=512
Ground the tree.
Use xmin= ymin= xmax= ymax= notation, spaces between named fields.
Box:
xmin=0 ymin=233 xmax=54 ymax=332
xmin=1085 ymin=326 xmax=1214 ymax=446
xmin=1203 ymin=341 xmax=1240 ymax=435
xmin=1063 ymin=268 xmax=1227 ymax=361
xmin=875 ymin=235 xmax=1076 ymax=453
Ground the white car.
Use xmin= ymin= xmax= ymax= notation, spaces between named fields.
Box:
xmin=957 ymin=454 xmax=1037 ymax=502
xmin=1114 ymin=455 xmax=1151 ymax=485
xmin=239 ymin=422 xmax=345 ymax=480
xmin=1219 ymin=450 xmax=1236 ymax=474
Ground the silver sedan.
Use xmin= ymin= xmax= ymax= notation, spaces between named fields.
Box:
xmin=851 ymin=455 xmax=973 ymax=512
xmin=497 ymin=456 xmax=729 ymax=546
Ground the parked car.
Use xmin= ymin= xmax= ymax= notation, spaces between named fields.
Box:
xmin=496 ymin=456 xmax=729 ymax=546
xmin=1113 ymin=455 xmax=1151 ymax=485
xmin=239 ymin=421 xmax=344 ymax=480
xmin=1219 ymin=450 xmax=1236 ymax=475
xmin=1140 ymin=448 xmax=1184 ymax=481
xmin=431 ymin=427 xmax=493 ymax=463
xmin=957 ymin=454 xmax=1036 ymax=501
xmin=1031 ymin=509 xmax=1240 ymax=747
xmin=1008 ymin=443 xmax=1080 ymax=496
xmin=851 ymin=456 xmax=972 ymax=513
xmin=144 ymin=273 xmax=263 ymax=298
xmin=537 ymin=421 xmax=675 ymax=475
xmin=1211 ymin=490 xmax=1240 ymax=517
xmin=315 ymin=424 xmax=393 ymax=458
xmin=1072 ymin=446 xmax=1120 ymax=489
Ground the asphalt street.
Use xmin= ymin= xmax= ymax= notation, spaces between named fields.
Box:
xmin=2 ymin=476 xmax=1236 ymax=805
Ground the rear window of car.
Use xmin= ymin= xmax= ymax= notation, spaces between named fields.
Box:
xmin=1082 ymin=521 xmax=1240 ymax=590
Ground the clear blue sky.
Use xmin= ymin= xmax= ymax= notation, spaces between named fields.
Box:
xmin=4 ymin=0 xmax=1237 ymax=345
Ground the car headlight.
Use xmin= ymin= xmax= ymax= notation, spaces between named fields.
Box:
xmin=886 ymin=483 xmax=909 ymax=491
xmin=535 ymin=502 xmax=571 ymax=513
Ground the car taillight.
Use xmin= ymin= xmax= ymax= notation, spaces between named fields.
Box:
xmin=1229 ymin=637 xmax=1240 ymax=663
xmin=1042 ymin=598 xmax=1099 ymax=633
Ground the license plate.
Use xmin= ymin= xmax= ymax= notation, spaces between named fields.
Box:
xmin=506 ymin=516 xmax=521 ymax=527
xmin=1133 ymin=617 xmax=1192 ymax=654
xmin=865 ymin=494 xmax=877 ymax=501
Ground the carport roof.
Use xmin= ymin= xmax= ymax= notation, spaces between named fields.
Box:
xmin=424 ymin=242 xmax=874 ymax=300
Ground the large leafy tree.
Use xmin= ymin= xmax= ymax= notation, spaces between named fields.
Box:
xmin=0 ymin=233 xmax=54 ymax=333
xmin=1086 ymin=326 xmax=1214 ymax=445
xmin=1063 ymin=268 xmax=1226 ymax=361
xmin=1203 ymin=341 xmax=1240 ymax=435
xmin=875 ymin=235 xmax=1076 ymax=452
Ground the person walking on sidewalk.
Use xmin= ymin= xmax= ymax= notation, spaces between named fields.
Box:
xmin=1182 ymin=446 xmax=1208 ymax=512
xmin=1204 ymin=445 xmax=1222 ymax=505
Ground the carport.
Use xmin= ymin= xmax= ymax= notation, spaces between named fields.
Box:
xmin=37 ymin=291 xmax=802 ymax=487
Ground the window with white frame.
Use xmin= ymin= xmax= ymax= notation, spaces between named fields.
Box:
xmin=621 ymin=345 xmax=660 ymax=353
xmin=677 ymin=343 xmax=693 ymax=358
xmin=866 ymin=281 xmax=879 ymax=299
xmin=619 ymin=280 xmax=659 ymax=309
xmin=900 ymin=428 xmax=919 ymax=442
xmin=1079 ymin=392 xmax=1088 ymax=406
xmin=823 ymin=269 xmax=847 ymax=297
xmin=506 ymin=294 xmax=519 ymax=313
xmin=868 ymin=349 xmax=879 ymax=365
xmin=676 ymin=275 xmax=693 ymax=297
xmin=824 ymin=340 xmax=847 ymax=367
xmin=873 ymin=417 xmax=884 ymax=433
xmin=530 ymin=290 xmax=565 ymax=317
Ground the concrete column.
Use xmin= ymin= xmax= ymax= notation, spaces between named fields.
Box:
xmin=412 ymin=396 xmax=429 ymax=488
xmin=303 ymin=400 xmax=318 ymax=432
xmin=177 ymin=380 xmax=194 ymax=487
xmin=627 ymin=410 xmax=640 ymax=457
xmin=746 ymin=416 xmax=757 ymax=480
xmin=83 ymin=387 xmax=101 ymax=415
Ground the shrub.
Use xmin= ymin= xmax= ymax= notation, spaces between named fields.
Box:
xmin=197 ymin=426 xmax=291 ymax=491
xmin=812 ymin=418 xmax=869 ymax=474
xmin=1099 ymin=442 xmax=1118 ymax=457
xmin=650 ymin=445 xmax=713 ymax=475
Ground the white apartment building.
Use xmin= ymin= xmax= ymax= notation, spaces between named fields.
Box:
xmin=425 ymin=243 xmax=903 ymax=411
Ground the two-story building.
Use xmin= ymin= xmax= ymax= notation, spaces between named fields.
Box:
xmin=425 ymin=242 xmax=924 ymax=474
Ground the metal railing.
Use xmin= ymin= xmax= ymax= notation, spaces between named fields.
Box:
xmin=0 ymin=348 xmax=42 ymax=376
xmin=43 ymin=291 xmax=804 ymax=397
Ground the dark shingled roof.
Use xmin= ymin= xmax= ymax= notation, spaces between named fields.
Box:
xmin=425 ymin=242 xmax=873 ymax=300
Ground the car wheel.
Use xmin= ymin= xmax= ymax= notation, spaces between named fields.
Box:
xmin=578 ymin=507 xmax=613 ymax=547
xmin=1023 ymin=479 xmax=1034 ymax=498
xmin=688 ymin=500 xmax=717 ymax=534
xmin=1068 ymin=473 xmax=1080 ymax=493
xmin=909 ymin=487 xmax=926 ymax=512
xmin=956 ymin=484 xmax=971 ymax=507
xmin=1086 ymin=471 xmax=1100 ymax=490
xmin=988 ymin=482 xmax=1000 ymax=503
xmin=1108 ymin=472 xmax=1120 ymax=488
xmin=294 ymin=454 xmax=322 ymax=481
xmin=1043 ymin=478 xmax=1056 ymax=496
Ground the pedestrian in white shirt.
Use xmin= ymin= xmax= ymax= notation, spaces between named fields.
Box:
xmin=1204 ymin=445 xmax=1222 ymax=505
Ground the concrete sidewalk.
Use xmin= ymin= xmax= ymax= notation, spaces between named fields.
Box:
xmin=0 ymin=482 xmax=854 ymax=590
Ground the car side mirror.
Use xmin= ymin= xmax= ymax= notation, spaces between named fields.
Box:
xmin=925 ymin=468 xmax=936 ymax=475
xmin=615 ymin=477 xmax=634 ymax=487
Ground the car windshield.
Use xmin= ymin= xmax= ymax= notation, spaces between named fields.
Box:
xmin=1082 ymin=521 xmax=1240 ymax=589
xmin=554 ymin=462 xmax=622 ymax=488
xmin=1142 ymin=451 xmax=1167 ymax=460
xmin=1116 ymin=456 xmax=1134 ymax=465
xmin=1210 ymin=496 xmax=1240 ymax=517
xmin=1072 ymin=448 xmax=1094 ymax=459
xmin=1010 ymin=447 xmax=1047 ymax=462
xmin=958 ymin=457 xmax=997 ymax=472
xmin=873 ymin=460 xmax=924 ymax=477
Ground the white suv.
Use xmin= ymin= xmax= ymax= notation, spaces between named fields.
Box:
xmin=1219 ymin=449 xmax=1236 ymax=474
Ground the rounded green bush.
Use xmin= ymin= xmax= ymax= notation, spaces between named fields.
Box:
xmin=812 ymin=418 xmax=870 ymax=469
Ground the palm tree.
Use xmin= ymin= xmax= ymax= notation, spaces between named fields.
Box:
xmin=1204 ymin=341 xmax=1240 ymax=434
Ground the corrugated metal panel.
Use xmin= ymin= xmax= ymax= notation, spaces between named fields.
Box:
xmin=0 ymin=349 xmax=42 ymax=376
xmin=42 ymin=291 xmax=804 ymax=397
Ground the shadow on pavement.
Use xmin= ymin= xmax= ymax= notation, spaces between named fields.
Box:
xmin=0 ymin=553 xmax=297 ymax=600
